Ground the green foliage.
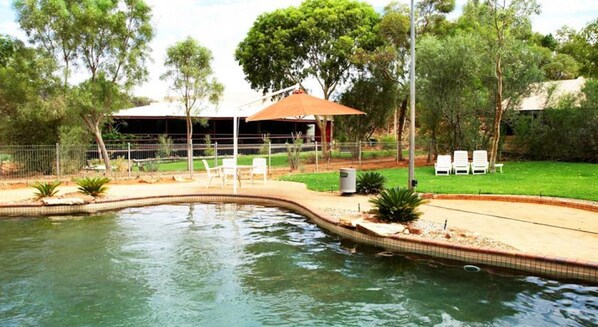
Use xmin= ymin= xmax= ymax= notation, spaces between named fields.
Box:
xmin=157 ymin=134 xmax=174 ymax=158
xmin=203 ymin=135 xmax=214 ymax=157
xmin=286 ymin=132 xmax=303 ymax=171
xmin=557 ymin=19 xmax=598 ymax=78
xmin=259 ymin=133 xmax=270 ymax=155
xmin=75 ymin=177 xmax=110 ymax=197
xmin=31 ymin=180 xmax=61 ymax=199
xmin=336 ymin=73 xmax=397 ymax=143
xmin=357 ymin=172 xmax=386 ymax=195
xmin=140 ymin=160 xmax=159 ymax=172
xmin=369 ymin=187 xmax=426 ymax=223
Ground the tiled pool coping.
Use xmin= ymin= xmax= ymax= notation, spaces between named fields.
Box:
xmin=1 ymin=194 xmax=596 ymax=284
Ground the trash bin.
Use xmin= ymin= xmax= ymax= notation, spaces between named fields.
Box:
xmin=339 ymin=168 xmax=356 ymax=195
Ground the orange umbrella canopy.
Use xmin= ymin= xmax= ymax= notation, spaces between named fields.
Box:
xmin=246 ymin=93 xmax=365 ymax=122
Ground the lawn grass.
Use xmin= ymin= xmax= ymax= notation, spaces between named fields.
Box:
xmin=278 ymin=161 xmax=598 ymax=201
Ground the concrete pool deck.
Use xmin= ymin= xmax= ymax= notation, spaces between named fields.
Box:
xmin=1 ymin=176 xmax=597 ymax=264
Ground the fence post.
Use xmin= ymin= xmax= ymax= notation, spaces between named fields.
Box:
xmin=127 ymin=142 xmax=131 ymax=178
xmin=358 ymin=141 xmax=362 ymax=169
xmin=56 ymin=143 xmax=60 ymax=178
xmin=268 ymin=141 xmax=272 ymax=171
xmin=315 ymin=141 xmax=319 ymax=172
xmin=214 ymin=142 xmax=218 ymax=167
xmin=188 ymin=142 xmax=194 ymax=179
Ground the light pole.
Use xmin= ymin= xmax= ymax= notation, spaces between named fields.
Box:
xmin=233 ymin=84 xmax=298 ymax=194
xmin=408 ymin=0 xmax=417 ymax=190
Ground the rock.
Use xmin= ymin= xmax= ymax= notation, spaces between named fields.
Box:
xmin=403 ymin=229 xmax=410 ymax=235
xmin=409 ymin=227 xmax=422 ymax=235
xmin=338 ymin=215 xmax=363 ymax=228
xmin=356 ymin=221 xmax=405 ymax=237
xmin=173 ymin=176 xmax=186 ymax=182
xmin=139 ymin=177 xmax=160 ymax=184
xmin=445 ymin=233 xmax=452 ymax=239
xmin=42 ymin=198 xmax=87 ymax=206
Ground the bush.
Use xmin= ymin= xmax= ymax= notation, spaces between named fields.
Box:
xmin=357 ymin=172 xmax=386 ymax=195
xmin=31 ymin=180 xmax=61 ymax=199
xmin=140 ymin=160 xmax=158 ymax=172
xmin=203 ymin=135 xmax=214 ymax=157
xmin=157 ymin=134 xmax=174 ymax=158
xmin=75 ymin=177 xmax=110 ymax=197
xmin=369 ymin=187 xmax=426 ymax=223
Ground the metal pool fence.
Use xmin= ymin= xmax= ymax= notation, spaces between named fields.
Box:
xmin=0 ymin=141 xmax=410 ymax=180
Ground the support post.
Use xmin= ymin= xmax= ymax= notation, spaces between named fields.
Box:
xmin=408 ymin=0 xmax=417 ymax=190
xmin=56 ymin=143 xmax=60 ymax=178
xmin=127 ymin=142 xmax=131 ymax=178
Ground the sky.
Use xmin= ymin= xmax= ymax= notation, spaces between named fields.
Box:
xmin=1 ymin=0 xmax=597 ymax=109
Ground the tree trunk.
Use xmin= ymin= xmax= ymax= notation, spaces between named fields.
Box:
xmin=396 ymin=96 xmax=408 ymax=161
xmin=83 ymin=116 xmax=112 ymax=173
xmin=186 ymin=114 xmax=193 ymax=174
xmin=315 ymin=115 xmax=330 ymax=161
xmin=489 ymin=55 xmax=503 ymax=173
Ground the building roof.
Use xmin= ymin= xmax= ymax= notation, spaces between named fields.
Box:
xmin=113 ymin=100 xmax=317 ymax=122
xmin=514 ymin=77 xmax=586 ymax=111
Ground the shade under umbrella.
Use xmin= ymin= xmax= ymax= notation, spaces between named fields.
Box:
xmin=246 ymin=93 xmax=365 ymax=122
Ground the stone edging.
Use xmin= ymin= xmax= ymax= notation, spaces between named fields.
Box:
xmin=422 ymin=193 xmax=598 ymax=212
xmin=0 ymin=194 xmax=596 ymax=284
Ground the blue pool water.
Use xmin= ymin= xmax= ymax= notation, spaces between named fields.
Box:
xmin=0 ymin=203 xmax=596 ymax=326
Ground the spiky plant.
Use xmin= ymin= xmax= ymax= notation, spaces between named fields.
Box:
xmin=75 ymin=177 xmax=110 ymax=197
xmin=369 ymin=187 xmax=426 ymax=223
xmin=357 ymin=172 xmax=386 ymax=195
xmin=31 ymin=181 xmax=61 ymax=199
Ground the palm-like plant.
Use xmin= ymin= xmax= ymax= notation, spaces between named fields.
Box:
xmin=357 ymin=172 xmax=386 ymax=195
xmin=31 ymin=181 xmax=61 ymax=199
xmin=369 ymin=187 xmax=426 ymax=223
xmin=75 ymin=177 xmax=110 ymax=197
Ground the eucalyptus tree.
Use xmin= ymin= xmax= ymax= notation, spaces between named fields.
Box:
xmin=14 ymin=0 xmax=154 ymax=172
xmin=235 ymin=0 xmax=380 ymax=158
xmin=557 ymin=19 xmax=598 ymax=79
xmin=0 ymin=34 xmax=63 ymax=145
xmin=354 ymin=0 xmax=454 ymax=160
xmin=161 ymin=37 xmax=224 ymax=172
xmin=417 ymin=33 xmax=490 ymax=153
xmin=459 ymin=0 xmax=541 ymax=172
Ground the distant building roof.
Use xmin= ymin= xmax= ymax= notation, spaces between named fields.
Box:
xmin=113 ymin=100 xmax=317 ymax=122
xmin=514 ymin=77 xmax=585 ymax=111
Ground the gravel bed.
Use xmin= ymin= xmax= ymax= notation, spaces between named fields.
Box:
xmin=322 ymin=208 xmax=518 ymax=252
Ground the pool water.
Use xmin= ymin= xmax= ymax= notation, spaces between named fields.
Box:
xmin=0 ymin=204 xmax=596 ymax=326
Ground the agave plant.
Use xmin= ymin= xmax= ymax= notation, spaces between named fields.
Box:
xmin=369 ymin=187 xmax=426 ymax=223
xmin=75 ymin=177 xmax=110 ymax=197
xmin=31 ymin=181 xmax=62 ymax=199
xmin=356 ymin=171 xmax=386 ymax=195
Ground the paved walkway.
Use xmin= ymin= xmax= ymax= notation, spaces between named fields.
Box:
xmin=1 ymin=176 xmax=597 ymax=262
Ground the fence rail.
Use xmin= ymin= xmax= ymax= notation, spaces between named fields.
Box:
xmin=0 ymin=141 xmax=418 ymax=180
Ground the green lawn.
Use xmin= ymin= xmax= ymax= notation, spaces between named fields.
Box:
xmin=278 ymin=161 xmax=598 ymax=201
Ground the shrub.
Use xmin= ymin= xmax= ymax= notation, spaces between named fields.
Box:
xmin=157 ymin=134 xmax=174 ymax=158
xmin=75 ymin=177 xmax=110 ymax=197
xmin=369 ymin=187 xmax=426 ymax=223
xmin=357 ymin=172 xmax=386 ymax=195
xmin=203 ymin=135 xmax=214 ymax=157
xmin=259 ymin=133 xmax=270 ymax=155
xmin=140 ymin=160 xmax=158 ymax=172
xmin=31 ymin=180 xmax=61 ymax=199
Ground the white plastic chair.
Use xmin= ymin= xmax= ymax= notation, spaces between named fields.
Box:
xmin=471 ymin=150 xmax=489 ymax=174
xmin=222 ymin=158 xmax=241 ymax=186
xmin=202 ymin=159 xmax=222 ymax=188
xmin=251 ymin=158 xmax=268 ymax=184
xmin=452 ymin=151 xmax=470 ymax=175
xmin=434 ymin=155 xmax=452 ymax=176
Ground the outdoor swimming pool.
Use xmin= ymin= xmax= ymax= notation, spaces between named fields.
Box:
xmin=0 ymin=203 xmax=596 ymax=326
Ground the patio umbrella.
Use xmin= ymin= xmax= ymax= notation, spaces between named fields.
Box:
xmin=245 ymin=92 xmax=365 ymax=122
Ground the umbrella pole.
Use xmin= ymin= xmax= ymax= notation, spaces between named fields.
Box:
xmin=408 ymin=0 xmax=416 ymax=190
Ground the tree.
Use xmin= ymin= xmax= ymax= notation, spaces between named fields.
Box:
xmin=417 ymin=33 xmax=491 ymax=153
xmin=161 ymin=37 xmax=223 ymax=173
xmin=0 ymin=34 xmax=63 ymax=145
xmin=355 ymin=1 xmax=454 ymax=161
xmin=235 ymin=0 xmax=380 ymax=159
xmin=557 ymin=19 xmax=598 ymax=78
xmin=335 ymin=72 xmax=397 ymax=143
xmin=462 ymin=0 xmax=541 ymax=172
xmin=14 ymin=0 xmax=154 ymax=172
